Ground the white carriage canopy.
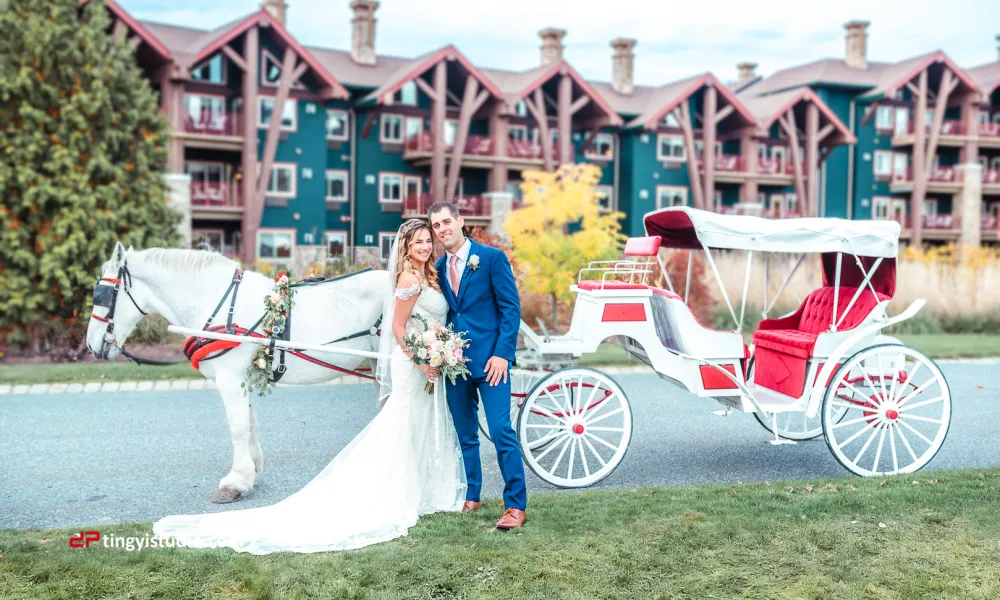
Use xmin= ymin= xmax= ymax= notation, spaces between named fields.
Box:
xmin=642 ymin=207 xmax=900 ymax=258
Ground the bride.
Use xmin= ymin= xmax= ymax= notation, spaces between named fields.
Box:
xmin=153 ymin=219 xmax=467 ymax=554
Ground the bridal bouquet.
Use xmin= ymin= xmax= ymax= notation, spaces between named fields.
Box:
xmin=403 ymin=315 xmax=471 ymax=394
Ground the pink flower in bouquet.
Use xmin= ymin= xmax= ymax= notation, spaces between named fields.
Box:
xmin=277 ymin=274 xmax=289 ymax=285
xmin=269 ymin=294 xmax=282 ymax=305
xmin=451 ymin=348 xmax=463 ymax=361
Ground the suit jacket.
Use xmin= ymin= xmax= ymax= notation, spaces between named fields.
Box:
xmin=437 ymin=239 xmax=520 ymax=378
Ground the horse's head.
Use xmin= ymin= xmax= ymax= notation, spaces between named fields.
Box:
xmin=86 ymin=241 xmax=147 ymax=360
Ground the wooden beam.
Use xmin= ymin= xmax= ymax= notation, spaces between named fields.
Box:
xmin=526 ymin=88 xmax=553 ymax=171
xmin=543 ymin=91 xmax=558 ymax=112
xmin=446 ymin=89 xmax=462 ymax=108
xmin=816 ymin=123 xmax=836 ymax=144
xmin=414 ymin=77 xmax=438 ymax=103
xmin=713 ymin=104 xmax=734 ymax=125
xmin=360 ymin=110 xmax=377 ymax=139
xmin=290 ymin=60 xmax=308 ymax=84
xmin=579 ymin=125 xmax=602 ymax=155
xmin=702 ymin=85 xmax=717 ymax=211
xmin=471 ymin=89 xmax=490 ymax=116
xmin=569 ymin=95 xmax=590 ymax=115
xmin=489 ymin=106 xmax=509 ymax=193
xmin=805 ymin=103 xmax=820 ymax=217
xmin=113 ymin=19 xmax=128 ymax=41
xmin=255 ymin=47 xmax=298 ymax=201
xmin=818 ymin=144 xmax=834 ymax=165
xmin=780 ymin=112 xmax=807 ymax=211
xmin=240 ymin=26 xmax=260 ymax=264
xmin=906 ymin=81 xmax=920 ymax=98
xmin=431 ymin=61 xmax=448 ymax=201
xmin=676 ymin=105 xmax=705 ymax=210
xmin=558 ymin=74 xmax=573 ymax=165
xmin=445 ymin=76 xmax=479 ymax=203
xmin=860 ymin=101 xmax=880 ymax=126
xmin=924 ymin=70 xmax=954 ymax=176
xmin=222 ymin=45 xmax=247 ymax=72
xmin=741 ymin=129 xmax=759 ymax=205
xmin=911 ymin=69 xmax=929 ymax=248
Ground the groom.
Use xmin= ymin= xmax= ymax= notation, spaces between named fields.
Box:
xmin=428 ymin=202 xmax=527 ymax=530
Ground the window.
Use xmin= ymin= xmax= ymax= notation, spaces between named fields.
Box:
xmin=257 ymin=230 xmax=294 ymax=260
xmin=258 ymin=97 xmax=297 ymax=130
xmin=586 ymin=133 xmax=614 ymax=160
xmin=656 ymin=134 xmax=685 ymax=161
xmin=656 ymin=186 xmax=687 ymax=209
xmin=925 ymin=199 xmax=938 ymax=216
xmin=444 ymin=119 xmax=459 ymax=147
xmin=516 ymin=100 xmax=528 ymax=117
xmin=785 ymin=193 xmax=798 ymax=215
xmin=595 ymin=185 xmax=613 ymax=212
xmin=325 ymin=231 xmax=347 ymax=259
xmin=379 ymin=233 xmax=397 ymax=263
xmin=184 ymin=94 xmax=225 ymax=125
xmin=261 ymin=49 xmax=304 ymax=88
xmin=663 ymin=112 xmax=680 ymax=128
xmin=380 ymin=114 xmax=403 ymax=143
xmin=325 ymin=170 xmax=347 ymax=202
xmin=191 ymin=54 xmax=226 ymax=85
xmin=771 ymin=146 xmax=786 ymax=167
xmin=509 ymin=125 xmax=529 ymax=141
xmin=185 ymin=162 xmax=224 ymax=185
xmin=875 ymin=106 xmax=893 ymax=132
xmin=893 ymin=153 xmax=909 ymax=179
xmin=400 ymin=80 xmax=418 ymax=106
xmin=891 ymin=199 xmax=907 ymax=223
xmin=769 ymin=194 xmax=784 ymax=215
xmin=326 ymin=110 xmax=348 ymax=140
xmin=380 ymin=173 xmax=402 ymax=203
xmin=894 ymin=107 xmax=909 ymax=135
xmin=404 ymin=176 xmax=421 ymax=202
xmin=872 ymin=196 xmax=890 ymax=219
xmin=405 ymin=117 xmax=423 ymax=141
xmin=192 ymin=229 xmax=224 ymax=250
xmin=262 ymin=163 xmax=296 ymax=197
xmin=873 ymin=151 xmax=893 ymax=177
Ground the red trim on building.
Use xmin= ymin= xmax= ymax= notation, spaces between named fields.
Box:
xmin=377 ymin=45 xmax=503 ymax=104
xmin=517 ymin=60 xmax=624 ymax=126
xmin=644 ymin=73 xmax=756 ymax=131
xmin=767 ymin=87 xmax=857 ymax=145
xmin=601 ymin=304 xmax=646 ymax=322
xmin=699 ymin=364 xmax=739 ymax=390
xmin=193 ymin=10 xmax=349 ymax=100
xmin=84 ymin=0 xmax=172 ymax=60
xmin=882 ymin=51 xmax=979 ymax=100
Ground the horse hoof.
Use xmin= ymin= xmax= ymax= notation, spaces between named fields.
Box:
xmin=211 ymin=487 xmax=242 ymax=504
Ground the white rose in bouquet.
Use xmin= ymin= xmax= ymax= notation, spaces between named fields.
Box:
xmin=446 ymin=355 xmax=458 ymax=367
xmin=444 ymin=340 xmax=456 ymax=352
xmin=421 ymin=330 xmax=437 ymax=345
xmin=429 ymin=355 xmax=443 ymax=368
xmin=416 ymin=348 xmax=428 ymax=359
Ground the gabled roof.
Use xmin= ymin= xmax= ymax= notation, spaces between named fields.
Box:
xmin=86 ymin=0 xmax=172 ymax=61
xmin=967 ymin=60 xmax=1000 ymax=97
xmin=485 ymin=60 xmax=623 ymax=126
xmin=739 ymin=87 xmax=856 ymax=144
xmin=624 ymin=73 xmax=756 ymax=130
xmin=359 ymin=45 xmax=503 ymax=105
xmin=188 ymin=10 xmax=348 ymax=99
xmin=739 ymin=58 xmax=891 ymax=97
xmin=857 ymin=50 xmax=979 ymax=102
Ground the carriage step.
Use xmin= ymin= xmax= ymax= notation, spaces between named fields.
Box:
xmin=746 ymin=384 xmax=805 ymax=413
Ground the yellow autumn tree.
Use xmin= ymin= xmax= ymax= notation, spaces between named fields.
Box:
xmin=505 ymin=164 xmax=627 ymax=326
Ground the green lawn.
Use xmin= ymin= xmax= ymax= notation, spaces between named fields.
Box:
xmin=2 ymin=469 xmax=999 ymax=599
xmin=2 ymin=334 xmax=997 ymax=386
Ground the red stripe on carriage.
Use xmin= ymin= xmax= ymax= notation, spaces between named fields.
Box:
xmin=601 ymin=304 xmax=646 ymax=322
xmin=699 ymin=364 xmax=739 ymax=390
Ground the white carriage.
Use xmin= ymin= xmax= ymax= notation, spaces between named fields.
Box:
xmin=507 ymin=207 xmax=952 ymax=488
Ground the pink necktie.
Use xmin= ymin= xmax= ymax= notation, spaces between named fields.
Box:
xmin=449 ymin=254 xmax=461 ymax=294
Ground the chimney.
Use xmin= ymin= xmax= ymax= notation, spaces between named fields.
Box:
xmin=736 ymin=62 xmax=758 ymax=85
xmin=611 ymin=38 xmax=637 ymax=95
xmin=539 ymin=28 xmax=566 ymax=66
xmin=261 ymin=0 xmax=288 ymax=27
xmin=350 ymin=0 xmax=379 ymax=66
xmin=844 ymin=20 xmax=870 ymax=69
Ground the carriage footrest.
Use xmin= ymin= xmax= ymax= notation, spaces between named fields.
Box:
xmin=746 ymin=383 xmax=802 ymax=413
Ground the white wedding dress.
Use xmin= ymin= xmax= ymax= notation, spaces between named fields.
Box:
xmin=153 ymin=285 xmax=467 ymax=554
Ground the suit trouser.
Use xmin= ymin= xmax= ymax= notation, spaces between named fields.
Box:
xmin=446 ymin=374 xmax=527 ymax=511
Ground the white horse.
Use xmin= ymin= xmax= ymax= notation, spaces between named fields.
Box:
xmin=86 ymin=241 xmax=389 ymax=503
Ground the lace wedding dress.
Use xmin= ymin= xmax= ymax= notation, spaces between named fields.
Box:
xmin=153 ymin=285 xmax=467 ymax=554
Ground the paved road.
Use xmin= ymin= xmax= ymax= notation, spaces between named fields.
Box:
xmin=2 ymin=365 xmax=998 ymax=531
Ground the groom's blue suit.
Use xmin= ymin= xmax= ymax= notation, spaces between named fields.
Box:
xmin=437 ymin=239 xmax=527 ymax=511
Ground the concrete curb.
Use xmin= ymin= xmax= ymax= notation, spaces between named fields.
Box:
xmin=1 ymin=359 xmax=997 ymax=397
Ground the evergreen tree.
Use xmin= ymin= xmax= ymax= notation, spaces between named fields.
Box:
xmin=0 ymin=0 xmax=181 ymax=353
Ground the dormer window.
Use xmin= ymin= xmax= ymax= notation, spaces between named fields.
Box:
xmin=191 ymin=54 xmax=226 ymax=85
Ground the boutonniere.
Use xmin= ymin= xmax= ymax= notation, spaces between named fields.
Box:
xmin=468 ymin=254 xmax=481 ymax=271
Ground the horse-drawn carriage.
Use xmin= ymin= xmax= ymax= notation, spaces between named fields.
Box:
xmin=498 ymin=207 xmax=951 ymax=488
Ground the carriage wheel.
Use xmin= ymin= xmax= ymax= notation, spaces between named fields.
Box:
xmin=822 ymin=344 xmax=951 ymax=477
xmin=477 ymin=369 xmax=546 ymax=442
xmin=517 ymin=367 xmax=632 ymax=489
xmin=749 ymin=359 xmax=848 ymax=441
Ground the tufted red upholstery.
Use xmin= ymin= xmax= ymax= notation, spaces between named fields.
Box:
xmin=577 ymin=280 xmax=682 ymax=301
xmin=751 ymin=286 xmax=889 ymax=397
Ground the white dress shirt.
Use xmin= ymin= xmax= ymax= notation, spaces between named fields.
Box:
xmin=446 ymin=238 xmax=472 ymax=287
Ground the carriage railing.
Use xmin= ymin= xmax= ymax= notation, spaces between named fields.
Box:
xmin=577 ymin=257 xmax=656 ymax=287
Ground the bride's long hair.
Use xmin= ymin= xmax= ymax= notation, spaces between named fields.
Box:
xmin=394 ymin=219 xmax=440 ymax=292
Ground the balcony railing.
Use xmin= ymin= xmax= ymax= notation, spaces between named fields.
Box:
xmin=697 ymin=154 xmax=797 ymax=176
xmin=896 ymin=166 xmax=959 ymax=184
xmin=981 ymin=214 xmax=999 ymax=231
xmin=893 ymin=214 xmax=959 ymax=230
xmin=979 ymin=122 xmax=1000 ymax=138
xmin=403 ymin=133 xmax=557 ymax=161
xmin=905 ymin=120 xmax=965 ymax=136
xmin=190 ymin=182 xmax=243 ymax=209
xmin=402 ymin=193 xmax=492 ymax=218
xmin=184 ymin=112 xmax=243 ymax=136
xmin=719 ymin=206 xmax=803 ymax=219
xmin=984 ymin=169 xmax=1000 ymax=185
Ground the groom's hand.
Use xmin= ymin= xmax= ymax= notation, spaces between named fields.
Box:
xmin=484 ymin=357 xmax=509 ymax=387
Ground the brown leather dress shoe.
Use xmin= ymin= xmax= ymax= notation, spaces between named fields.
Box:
xmin=461 ymin=501 xmax=482 ymax=513
xmin=495 ymin=508 xmax=527 ymax=530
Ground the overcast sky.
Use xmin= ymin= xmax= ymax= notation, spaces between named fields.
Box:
xmin=122 ymin=0 xmax=998 ymax=85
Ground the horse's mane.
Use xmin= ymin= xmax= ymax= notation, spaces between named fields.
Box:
xmin=131 ymin=247 xmax=240 ymax=274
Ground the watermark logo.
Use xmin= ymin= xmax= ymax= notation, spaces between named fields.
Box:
xmin=69 ymin=531 xmax=101 ymax=548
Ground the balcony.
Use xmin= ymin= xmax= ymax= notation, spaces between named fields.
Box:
xmin=889 ymin=166 xmax=962 ymax=193
xmin=697 ymin=154 xmax=798 ymax=185
xmin=402 ymin=133 xmax=557 ymax=170
xmin=719 ymin=205 xmax=802 ymax=219
xmin=190 ymin=182 xmax=244 ymax=221
xmin=401 ymin=193 xmax=494 ymax=221
xmin=893 ymin=119 xmax=1000 ymax=148
xmin=984 ymin=169 xmax=1000 ymax=195
xmin=177 ymin=111 xmax=244 ymax=150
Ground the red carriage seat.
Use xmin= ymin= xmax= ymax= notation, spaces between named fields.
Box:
xmin=751 ymin=286 xmax=889 ymax=397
